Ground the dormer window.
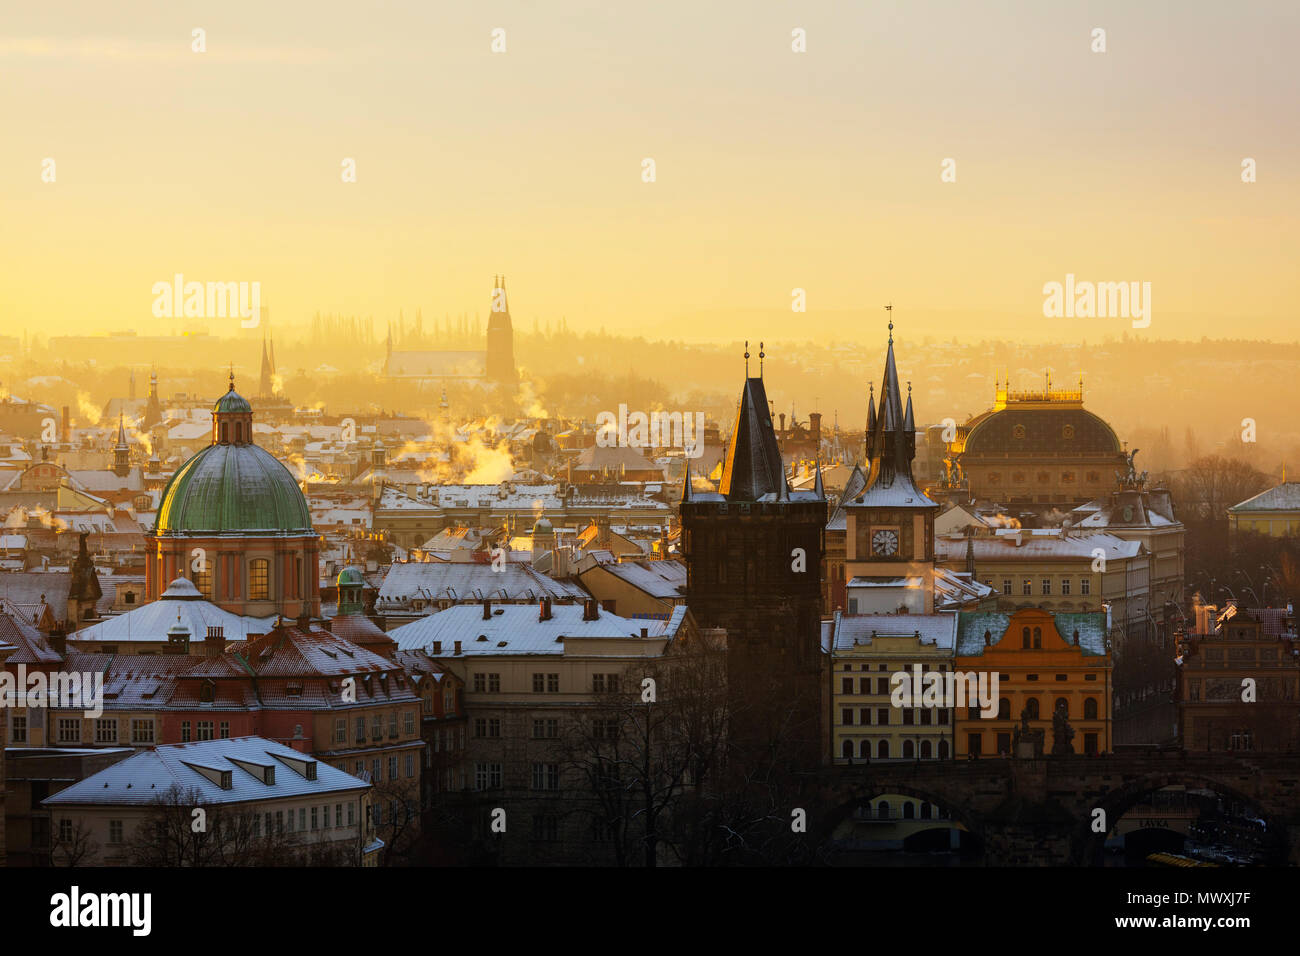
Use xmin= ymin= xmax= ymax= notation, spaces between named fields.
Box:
xmin=200 ymin=679 xmax=215 ymax=703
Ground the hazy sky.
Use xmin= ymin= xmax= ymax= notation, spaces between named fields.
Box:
xmin=3 ymin=0 xmax=1297 ymax=343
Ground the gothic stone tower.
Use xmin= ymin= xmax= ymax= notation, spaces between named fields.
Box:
xmin=681 ymin=367 xmax=826 ymax=768
xmin=486 ymin=275 xmax=518 ymax=385
xmin=843 ymin=321 xmax=939 ymax=614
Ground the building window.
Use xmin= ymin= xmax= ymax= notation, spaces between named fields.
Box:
xmin=1022 ymin=627 xmax=1032 ymax=649
xmin=58 ymin=718 xmax=81 ymax=743
xmin=532 ymin=814 xmax=560 ymax=842
xmin=249 ymin=559 xmax=270 ymax=601
xmin=1054 ymin=698 xmax=1068 ymax=717
xmin=920 ymin=740 xmax=932 ymax=759
xmin=1002 ymin=579 xmax=1012 ymax=595
xmin=196 ymin=721 xmax=213 ymax=741
xmin=474 ymin=718 xmax=501 ymax=738
xmin=841 ymin=740 xmax=853 ymax=759
xmin=131 ymin=719 xmax=155 ymax=744
xmin=219 ymin=721 xmax=229 ymax=739
xmin=336 ymin=804 xmax=343 ymax=828
xmin=108 ymin=819 xmax=124 ymax=844
xmin=546 ymin=673 xmax=559 ymax=693
xmin=841 ymin=677 xmax=853 ymax=694
xmin=967 ymin=734 xmax=982 ymax=756
xmin=998 ymin=697 xmax=1010 ymax=720
xmin=10 ymin=715 xmax=27 ymax=743
xmin=842 ymin=708 xmax=854 ymax=726
xmin=1032 ymin=627 xmax=1042 ymax=649
xmin=1024 ymin=698 xmax=1040 ymax=719
xmin=403 ymin=711 xmax=415 ymax=735
xmin=1084 ymin=698 xmax=1099 ymax=719
xmin=533 ymin=673 xmax=546 ymax=693
xmin=311 ymin=806 xmax=319 ymax=830
xmin=388 ymin=756 xmax=398 ymax=781
xmin=388 ymin=713 xmax=398 ymax=737
xmin=1061 ymin=578 xmax=1071 ymax=595
xmin=903 ymin=739 xmax=914 ymax=758
xmin=877 ymin=740 xmax=889 ymax=759
xmin=335 ymin=718 xmax=347 ymax=743
xmin=592 ymin=718 xmax=619 ymax=740
xmin=532 ymin=763 xmax=559 ymax=790
xmin=355 ymin=716 xmax=365 ymax=743
xmin=1041 ymin=578 xmax=1051 ymax=595
xmin=59 ymin=819 xmax=73 ymax=842
xmin=181 ymin=721 xmax=191 ymax=742
xmin=95 ymin=718 xmax=117 ymax=744
xmin=1080 ymin=578 xmax=1091 ymax=595
xmin=1022 ymin=579 xmax=1032 ymax=596
xmin=405 ymin=753 xmax=415 ymax=778
xmin=474 ymin=762 xmax=502 ymax=790
xmin=194 ymin=568 xmax=213 ymax=599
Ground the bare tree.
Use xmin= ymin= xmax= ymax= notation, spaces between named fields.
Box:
xmin=50 ymin=818 xmax=100 ymax=867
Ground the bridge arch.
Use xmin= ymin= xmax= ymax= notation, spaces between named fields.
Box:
xmin=819 ymin=780 xmax=985 ymax=857
xmin=1069 ymin=770 xmax=1288 ymax=865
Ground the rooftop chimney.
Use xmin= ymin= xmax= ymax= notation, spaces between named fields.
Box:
xmin=539 ymin=597 xmax=552 ymax=622
xmin=453 ymin=640 xmax=462 ymax=655
xmin=432 ymin=640 xmax=442 ymax=655
xmin=482 ymin=598 xmax=491 ymax=620
xmin=582 ymin=598 xmax=599 ymax=622
xmin=61 ymin=406 xmax=71 ymax=444
xmin=48 ymin=624 xmax=67 ymax=657
xmin=204 ymin=624 xmax=224 ymax=657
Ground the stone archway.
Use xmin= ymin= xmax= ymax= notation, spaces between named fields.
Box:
xmin=819 ymin=782 xmax=985 ymax=860
xmin=1068 ymin=771 xmax=1288 ymax=865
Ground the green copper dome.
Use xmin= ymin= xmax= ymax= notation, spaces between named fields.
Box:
xmin=214 ymin=387 xmax=253 ymax=415
xmin=337 ymin=566 xmax=366 ymax=588
xmin=154 ymin=443 xmax=312 ymax=535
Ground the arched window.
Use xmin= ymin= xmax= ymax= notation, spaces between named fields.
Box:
xmin=220 ymin=423 xmax=229 ymax=444
xmin=920 ymin=739 xmax=932 ymax=759
xmin=1055 ymin=698 xmax=1068 ymax=717
xmin=903 ymin=739 xmax=914 ymax=758
xmin=200 ymin=679 xmax=215 ymax=703
xmin=877 ymin=740 xmax=889 ymax=759
xmin=841 ymin=739 xmax=853 ymax=759
xmin=998 ymin=697 xmax=1010 ymax=720
xmin=938 ymin=739 xmax=950 ymax=759
xmin=1022 ymin=627 xmax=1031 ymax=648
xmin=1084 ymin=698 xmax=1099 ymax=720
xmin=877 ymin=800 xmax=890 ymax=820
xmin=859 ymin=739 xmax=871 ymax=759
xmin=903 ymin=802 xmax=915 ymax=819
xmin=920 ymin=803 xmax=932 ymax=819
xmin=1025 ymin=698 xmax=1040 ymax=719
xmin=1032 ymin=627 xmax=1042 ymax=648
xmin=249 ymin=559 xmax=270 ymax=600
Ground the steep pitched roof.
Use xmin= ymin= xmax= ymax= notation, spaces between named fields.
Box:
xmin=718 ymin=377 xmax=786 ymax=501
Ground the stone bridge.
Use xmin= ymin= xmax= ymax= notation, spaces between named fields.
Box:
xmin=809 ymin=749 xmax=1300 ymax=864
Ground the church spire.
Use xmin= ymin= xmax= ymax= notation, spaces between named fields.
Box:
xmin=866 ymin=311 xmax=910 ymax=486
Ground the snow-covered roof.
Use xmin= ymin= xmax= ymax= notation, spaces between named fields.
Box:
xmin=391 ymin=603 xmax=686 ymax=655
xmin=69 ymin=577 xmax=276 ymax=644
xmin=829 ymin=612 xmax=958 ymax=652
xmin=377 ymin=562 xmax=585 ymax=609
xmin=43 ymin=736 xmax=370 ymax=807
xmin=955 ymin=611 xmax=1108 ymax=656
xmin=1229 ymin=482 xmax=1300 ymax=513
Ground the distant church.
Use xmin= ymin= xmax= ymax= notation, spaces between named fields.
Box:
xmin=384 ymin=276 xmax=518 ymax=386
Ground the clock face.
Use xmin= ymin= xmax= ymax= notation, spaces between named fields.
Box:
xmin=872 ymin=529 xmax=899 ymax=556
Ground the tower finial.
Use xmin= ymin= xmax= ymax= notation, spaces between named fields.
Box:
xmin=885 ymin=303 xmax=893 ymax=341
xmin=228 ymin=364 xmax=235 ymax=390
xmin=744 ymin=340 xmax=750 ymax=377
xmin=759 ymin=341 xmax=765 ymax=378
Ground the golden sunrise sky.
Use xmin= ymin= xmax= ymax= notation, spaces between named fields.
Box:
xmin=3 ymin=0 xmax=1297 ymax=343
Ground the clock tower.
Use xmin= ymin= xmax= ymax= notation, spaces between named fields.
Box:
xmin=843 ymin=320 xmax=939 ymax=614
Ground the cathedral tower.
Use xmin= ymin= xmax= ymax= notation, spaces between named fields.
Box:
xmin=486 ymin=275 xmax=518 ymax=384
